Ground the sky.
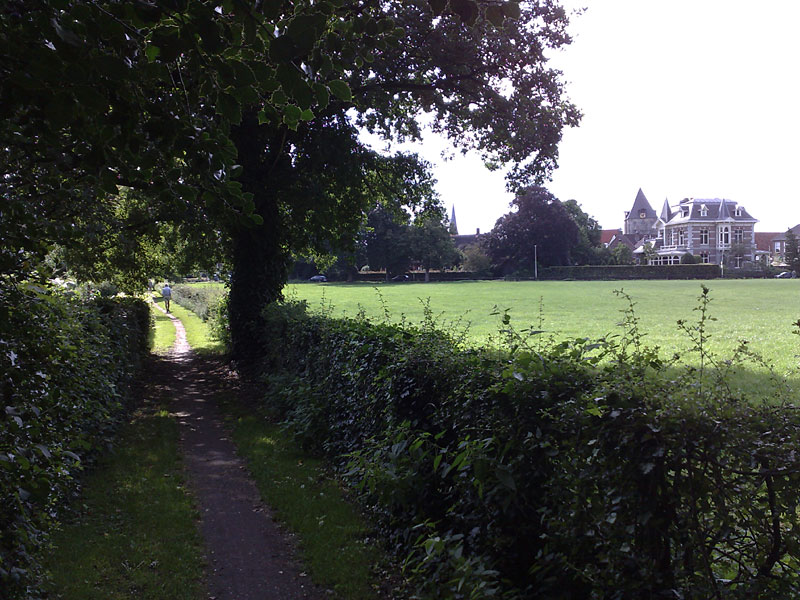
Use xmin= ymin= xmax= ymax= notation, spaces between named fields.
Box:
xmin=364 ymin=1 xmax=800 ymax=234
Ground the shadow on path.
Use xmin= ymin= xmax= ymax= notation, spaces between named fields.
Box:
xmin=153 ymin=303 xmax=323 ymax=600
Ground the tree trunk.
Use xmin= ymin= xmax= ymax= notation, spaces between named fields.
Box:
xmin=227 ymin=113 xmax=290 ymax=371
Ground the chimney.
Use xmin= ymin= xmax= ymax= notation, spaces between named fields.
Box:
xmin=476 ymin=228 xmax=480 ymax=235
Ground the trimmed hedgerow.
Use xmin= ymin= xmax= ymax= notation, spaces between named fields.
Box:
xmin=255 ymin=292 xmax=800 ymax=599
xmin=0 ymin=281 xmax=150 ymax=599
xmin=170 ymin=283 xmax=225 ymax=322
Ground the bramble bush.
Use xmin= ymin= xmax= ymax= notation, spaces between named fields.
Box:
xmin=253 ymin=288 xmax=800 ymax=599
xmin=0 ymin=281 xmax=150 ymax=599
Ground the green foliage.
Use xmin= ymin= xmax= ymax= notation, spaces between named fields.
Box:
xmin=460 ymin=245 xmax=492 ymax=277
xmin=171 ymin=283 xmax=225 ymax=322
xmin=485 ymin=186 xmax=581 ymax=274
xmin=3 ymin=0 xmax=579 ymax=371
xmin=561 ymin=199 xmax=609 ymax=265
xmin=611 ymin=243 xmax=634 ymax=265
xmin=0 ymin=282 xmax=150 ymax=599
xmin=251 ymin=294 xmax=800 ymax=599
xmin=680 ymin=251 xmax=697 ymax=264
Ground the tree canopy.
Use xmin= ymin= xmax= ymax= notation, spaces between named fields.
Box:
xmin=484 ymin=186 xmax=580 ymax=274
xmin=2 ymin=0 xmax=580 ymax=362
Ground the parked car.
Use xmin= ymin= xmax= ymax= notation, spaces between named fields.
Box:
xmin=775 ymin=271 xmax=794 ymax=278
xmin=309 ymin=274 xmax=327 ymax=282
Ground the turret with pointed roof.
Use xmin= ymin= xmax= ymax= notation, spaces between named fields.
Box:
xmin=717 ymin=198 xmax=732 ymax=221
xmin=624 ymin=188 xmax=659 ymax=236
xmin=659 ymin=198 xmax=672 ymax=223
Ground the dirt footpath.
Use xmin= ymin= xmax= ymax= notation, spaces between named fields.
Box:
xmin=155 ymin=304 xmax=325 ymax=600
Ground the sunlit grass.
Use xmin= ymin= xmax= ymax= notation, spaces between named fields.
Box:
xmin=149 ymin=300 xmax=175 ymax=353
xmin=285 ymin=279 xmax=800 ymax=398
xmin=154 ymin=296 xmax=225 ymax=355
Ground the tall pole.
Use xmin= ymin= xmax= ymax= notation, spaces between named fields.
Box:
xmin=534 ymin=244 xmax=538 ymax=280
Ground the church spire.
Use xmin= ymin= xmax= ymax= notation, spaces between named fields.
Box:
xmin=449 ymin=205 xmax=459 ymax=235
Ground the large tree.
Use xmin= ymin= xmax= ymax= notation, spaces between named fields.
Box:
xmin=412 ymin=218 xmax=459 ymax=281
xmin=561 ymin=199 xmax=609 ymax=265
xmin=2 ymin=0 xmax=580 ymax=364
xmin=484 ymin=186 xmax=580 ymax=274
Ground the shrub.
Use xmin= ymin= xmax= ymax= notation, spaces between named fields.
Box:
xmin=253 ymin=295 xmax=800 ymax=599
xmin=170 ymin=283 xmax=225 ymax=322
xmin=0 ymin=281 xmax=150 ymax=599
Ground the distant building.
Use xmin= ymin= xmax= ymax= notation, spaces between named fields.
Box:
xmin=621 ymin=190 xmax=759 ymax=267
xmin=769 ymin=224 xmax=800 ymax=264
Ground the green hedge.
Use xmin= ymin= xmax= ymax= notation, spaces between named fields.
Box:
xmin=255 ymin=298 xmax=800 ymax=599
xmin=540 ymin=263 xmax=721 ymax=280
xmin=0 ymin=282 xmax=150 ymax=599
xmin=171 ymin=283 xmax=225 ymax=321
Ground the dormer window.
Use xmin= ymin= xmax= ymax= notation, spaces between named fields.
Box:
xmin=735 ymin=206 xmax=743 ymax=217
xmin=700 ymin=204 xmax=708 ymax=217
xmin=639 ymin=209 xmax=647 ymax=219
xmin=681 ymin=207 xmax=689 ymax=217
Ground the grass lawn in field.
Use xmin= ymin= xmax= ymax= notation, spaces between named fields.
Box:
xmin=286 ymin=279 xmax=800 ymax=393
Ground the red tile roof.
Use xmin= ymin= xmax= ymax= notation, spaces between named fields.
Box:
xmin=601 ymin=229 xmax=622 ymax=245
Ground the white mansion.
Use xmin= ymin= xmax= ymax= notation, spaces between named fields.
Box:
xmin=610 ymin=189 xmax=759 ymax=267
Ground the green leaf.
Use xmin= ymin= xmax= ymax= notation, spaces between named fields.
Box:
xmin=283 ymin=104 xmax=302 ymax=129
xmin=270 ymin=89 xmax=288 ymax=105
xmin=300 ymin=108 xmax=315 ymax=121
xmin=312 ymin=83 xmax=330 ymax=109
xmin=217 ymin=93 xmax=242 ymax=123
xmin=145 ymin=45 xmax=160 ymax=62
xmin=231 ymin=60 xmax=256 ymax=86
xmin=495 ymin=465 xmax=516 ymax=491
xmin=327 ymin=80 xmax=352 ymax=102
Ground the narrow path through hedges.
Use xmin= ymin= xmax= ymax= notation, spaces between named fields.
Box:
xmin=154 ymin=303 xmax=324 ymax=600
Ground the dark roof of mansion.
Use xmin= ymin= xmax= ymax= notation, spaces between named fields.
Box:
xmin=771 ymin=224 xmax=800 ymax=241
xmin=665 ymin=199 xmax=756 ymax=223
xmin=608 ymin=232 xmax=640 ymax=250
xmin=629 ymin=188 xmax=656 ymax=218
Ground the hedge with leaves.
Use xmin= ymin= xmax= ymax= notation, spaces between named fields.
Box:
xmin=256 ymin=298 xmax=800 ymax=599
xmin=170 ymin=283 xmax=225 ymax=322
xmin=0 ymin=282 xmax=150 ymax=599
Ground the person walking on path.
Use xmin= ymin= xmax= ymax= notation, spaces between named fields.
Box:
xmin=161 ymin=283 xmax=172 ymax=312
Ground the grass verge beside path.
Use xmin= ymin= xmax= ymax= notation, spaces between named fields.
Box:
xmin=44 ymin=399 xmax=206 ymax=599
xmin=226 ymin=414 xmax=392 ymax=599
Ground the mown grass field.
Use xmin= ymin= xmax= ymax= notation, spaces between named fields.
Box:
xmin=285 ymin=279 xmax=800 ymax=390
